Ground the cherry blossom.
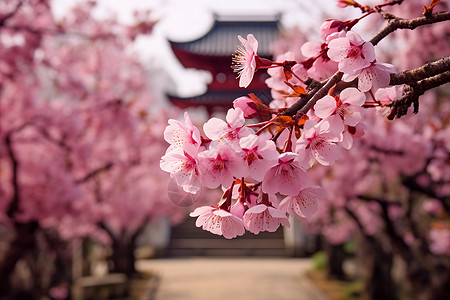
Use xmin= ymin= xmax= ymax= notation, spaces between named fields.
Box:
xmin=160 ymin=143 xmax=202 ymax=194
xmin=233 ymin=96 xmax=259 ymax=118
xmin=231 ymin=34 xmax=259 ymax=88
xmin=262 ymin=152 xmax=310 ymax=196
xmin=189 ymin=206 xmax=245 ymax=239
xmin=342 ymin=61 xmax=396 ymax=92
xmin=197 ymin=143 xmax=246 ymax=189
xmin=314 ymin=87 xmax=366 ymax=126
xmin=203 ymin=107 xmax=253 ymax=145
xmin=164 ymin=112 xmax=202 ymax=152
xmin=296 ymin=116 xmax=344 ymax=167
xmin=320 ymin=19 xmax=347 ymax=40
xmin=300 ymin=41 xmax=338 ymax=80
xmin=278 ymin=185 xmax=325 ymax=218
xmin=429 ymin=226 xmax=450 ymax=255
xmin=327 ymin=31 xmax=375 ymax=75
xmin=239 ymin=135 xmax=279 ymax=182
xmin=335 ymin=0 xmax=354 ymax=8
xmin=243 ymin=204 xmax=290 ymax=234
xmin=374 ymin=85 xmax=404 ymax=105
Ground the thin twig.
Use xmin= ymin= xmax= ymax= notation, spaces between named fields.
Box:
xmin=75 ymin=163 xmax=114 ymax=184
xmin=370 ymin=11 xmax=450 ymax=46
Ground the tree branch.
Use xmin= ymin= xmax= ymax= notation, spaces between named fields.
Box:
xmin=387 ymin=70 xmax=450 ymax=119
xmin=402 ymin=176 xmax=450 ymax=209
xmin=377 ymin=199 xmax=415 ymax=262
xmin=0 ymin=0 xmax=24 ymax=27
xmin=390 ymin=56 xmax=450 ymax=85
xmin=357 ymin=194 xmax=402 ymax=206
xmin=283 ymin=72 xmax=343 ymax=117
xmin=75 ymin=163 xmax=114 ymax=184
xmin=370 ymin=11 xmax=450 ymax=46
xmin=5 ymin=133 xmax=20 ymax=218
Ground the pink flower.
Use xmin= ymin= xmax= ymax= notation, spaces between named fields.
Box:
xmin=190 ymin=206 xmax=245 ymax=239
xmin=164 ymin=112 xmax=201 ymax=152
xmin=232 ymin=34 xmax=258 ymax=88
xmin=422 ymin=199 xmax=443 ymax=215
xmin=429 ymin=226 xmax=450 ymax=255
xmin=374 ymin=85 xmax=403 ymax=115
xmin=262 ymin=152 xmax=310 ymax=196
xmin=327 ymin=31 xmax=375 ymax=75
xmin=296 ymin=116 xmax=344 ymax=167
xmin=314 ymin=87 xmax=366 ymax=126
xmin=197 ymin=144 xmax=246 ymax=189
xmin=341 ymin=122 xmax=366 ymax=149
xmin=342 ymin=61 xmax=396 ymax=92
xmin=300 ymin=41 xmax=339 ymax=81
xmin=335 ymin=0 xmax=356 ymax=8
xmin=160 ymin=143 xmax=202 ymax=194
xmin=278 ymin=185 xmax=325 ymax=218
xmin=374 ymin=85 xmax=403 ymax=104
xmin=49 ymin=286 xmax=69 ymax=300
xmin=239 ymin=135 xmax=279 ymax=182
xmin=233 ymin=96 xmax=259 ymax=118
xmin=243 ymin=204 xmax=290 ymax=234
xmin=320 ymin=19 xmax=347 ymax=41
xmin=203 ymin=107 xmax=253 ymax=146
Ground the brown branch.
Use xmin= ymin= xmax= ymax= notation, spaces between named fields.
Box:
xmin=345 ymin=206 xmax=370 ymax=237
xmin=283 ymin=72 xmax=343 ymax=117
xmin=75 ymin=163 xmax=114 ymax=184
xmin=402 ymin=176 xmax=450 ymax=208
xmin=390 ymin=56 xmax=450 ymax=85
xmin=370 ymin=11 xmax=450 ymax=46
xmin=5 ymin=133 xmax=20 ymax=218
xmin=35 ymin=125 xmax=72 ymax=152
xmin=377 ymin=199 xmax=415 ymax=262
xmin=357 ymin=194 xmax=402 ymax=206
xmin=404 ymin=191 xmax=433 ymax=261
xmin=387 ymin=70 xmax=450 ymax=119
xmin=0 ymin=0 xmax=24 ymax=27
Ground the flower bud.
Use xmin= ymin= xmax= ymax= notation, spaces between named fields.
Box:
xmin=233 ymin=96 xmax=259 ymax=118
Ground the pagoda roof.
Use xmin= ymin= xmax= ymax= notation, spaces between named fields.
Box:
xmin=168 ymin=89 xmax=271 ymax=109
xmin=169 ymin=14 xmax=282 ymax=57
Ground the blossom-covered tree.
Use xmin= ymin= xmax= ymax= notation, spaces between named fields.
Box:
xmin=0 ymin=1 xmax=182 ymax=299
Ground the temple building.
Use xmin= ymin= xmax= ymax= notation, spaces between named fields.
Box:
xmin=167 ymin=14 xmax=282 ymax=115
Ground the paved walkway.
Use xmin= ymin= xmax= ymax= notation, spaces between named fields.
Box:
xmin=137 ymin=258 xmax=330 ymax=300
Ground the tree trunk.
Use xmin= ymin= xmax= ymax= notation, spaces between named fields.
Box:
xmin=361 ymin=239 xmax=398 ymax=300
xmin=110 ymin=236 xmax=136 ymax=277
xmin=405 ymin=261 xmax=450 ymax=300
xmin=325 ymin=242 xmax=347 ymax=279
xmin=0 ymin=222 xmax=38 ymax=300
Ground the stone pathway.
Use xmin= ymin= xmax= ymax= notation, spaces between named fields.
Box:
xmin=137 ymin=257 xmax=330 ymax=300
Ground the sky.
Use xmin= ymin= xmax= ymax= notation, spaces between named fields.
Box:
xmin=51 ymin=0 xmax=347 ymax=102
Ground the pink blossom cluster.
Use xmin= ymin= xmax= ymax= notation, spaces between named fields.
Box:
xmin=161 ymin=108 xmax=324 ymax=238
xmin=160 ymin=1 xmax=449 ymax=240
xmin=161 ymin=29 xmax=400 ymax=238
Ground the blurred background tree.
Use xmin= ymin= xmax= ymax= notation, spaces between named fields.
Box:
xmin=0 ymin=1 xmax=184 ymax=299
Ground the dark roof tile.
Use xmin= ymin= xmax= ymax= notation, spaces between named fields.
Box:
xmin=169 ymin=16 xmax=282 ymax=56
